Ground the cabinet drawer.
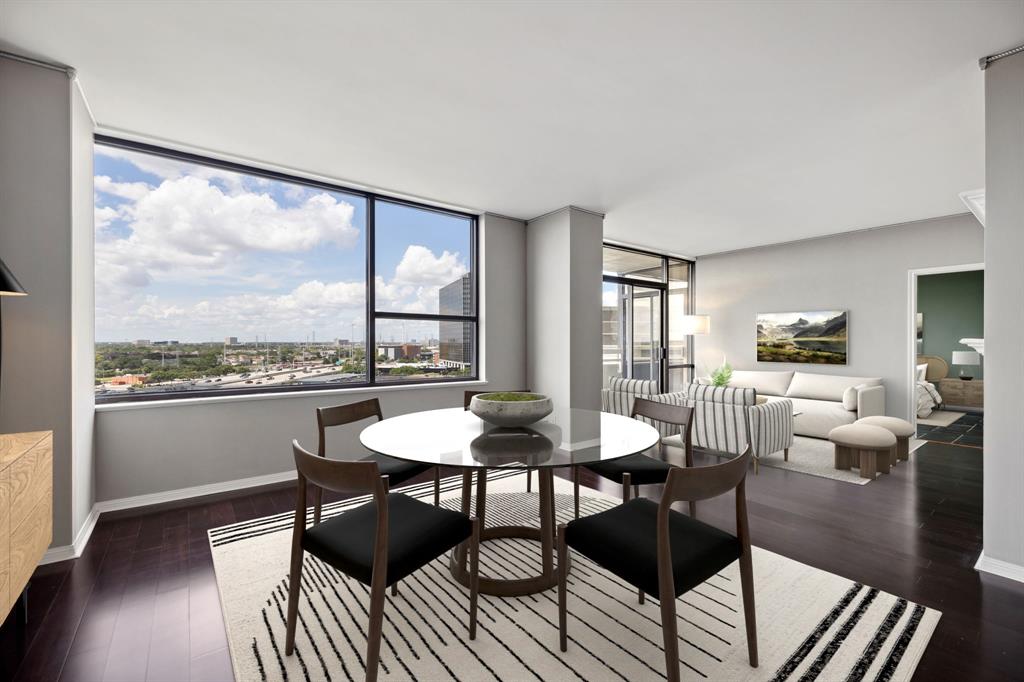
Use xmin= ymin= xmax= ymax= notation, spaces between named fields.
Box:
xmin=939 ymin=380 xmax=964 ymax=401
xmin=10 ymin=435 xmax=51 ymax=532
xmin=10 ymin=493 xmax=52 ymax=598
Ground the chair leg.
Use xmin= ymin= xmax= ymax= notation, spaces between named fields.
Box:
xmin=660 ymin=592 xmax=680 ymax=682
xmin=753 ymin=457 xmax=759 ymax=475
xmin=572 ymin=466 xmax=580 ymax=520
xmin=739 ymin=546 xmax=759 ymax=667
xmin=434 ymin=467 xmax=441 ymax=506
xmin=557 ymin=524 xmax=568 ymax=652
xmin=633 ymin=484 xmax=640 ymax=499
xmin=475 ymin=470 xmax=487 ymax=526
xmin=391 ymin=583 xmax=398 ymax=597
xmin=284 ymin=548 xmax=304 ymax=655
xmin=527 ymin=469 xmax=532 ymax=492
xmin=365 ymin=574 xmax=387 ymax=682
xmin=622 ymin=473 xmax=632 ymax=502
xmin=784 ymin=447 xmax=789 ymax=462
xmin=312 ymin=487 xmax=323 ymax=525
xmin=469 ymin=518 xmax=480 ymax=640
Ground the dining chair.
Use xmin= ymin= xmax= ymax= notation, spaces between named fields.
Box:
xmin=285 ymin=440 xmax=480 ymax=682
xmin=556 ymin=448 xmax=757 ymax=682
xmin=315 ymin=398 xmax=439 ymax=526
xmin=574 ymin=397 xmax=694 ymax=519
xmin=463 ymin=389 xmax=533 ymax=491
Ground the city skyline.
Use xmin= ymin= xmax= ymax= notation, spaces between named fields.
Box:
xmin=94 ymin=144 xmax=471 ymax=342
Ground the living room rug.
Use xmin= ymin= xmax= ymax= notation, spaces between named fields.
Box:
xmin=917 ymin=410 xmax=966 ymax=428
xmin=210 ymin=472 xmax=940 ymax=681
xmin=753 ymin=436 xmax=927 ymax=486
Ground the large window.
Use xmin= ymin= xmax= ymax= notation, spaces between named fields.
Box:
xmin=94 ymin=137 xmax=477 ymax=402
xmin=602 ymin=245 xmax=693 ymax=392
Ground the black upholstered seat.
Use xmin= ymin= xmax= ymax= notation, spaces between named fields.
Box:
xmin=359 ymin=453 xmax=432 ymax=488
xmin=585 ymin=452 xmax=674 ymax=485
xmin=303 ymin=492 xmax=472 ymax=586
xmin=565 ymin=497 xmax=741 ymax=599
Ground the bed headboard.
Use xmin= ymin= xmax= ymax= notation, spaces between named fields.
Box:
xmin=916 ymin=354 xmax=949 ymax=382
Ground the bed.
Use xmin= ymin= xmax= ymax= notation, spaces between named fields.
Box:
xmin=915 ymin=354 xmax=947 ymax=418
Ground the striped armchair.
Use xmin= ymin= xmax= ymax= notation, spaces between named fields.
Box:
xmin=601 ymin=377 xmax=657 ymax=417
xmin=649 ymin=384 xmax=793 ymax=473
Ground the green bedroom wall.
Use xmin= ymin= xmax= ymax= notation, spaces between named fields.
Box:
xmin=917 ymin=269 xmax=984 ymax=379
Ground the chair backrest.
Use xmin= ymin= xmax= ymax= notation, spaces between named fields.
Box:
xmin=463 ymin=389 xmax=531 ymax=410
xmin=317 ymin=398 xmax=384 ymax=456
xmin=291 ymin=439 xmax=389 ymax=576
xmin=604 ymin=377 xmax=658 ymax=416
xmin=632 ymin=397 xmax=693 ymax=448
xmin=656 ymin=448 xmax=753 ymax=600
xmin=660 ymin=446 xmax=751 ymax=505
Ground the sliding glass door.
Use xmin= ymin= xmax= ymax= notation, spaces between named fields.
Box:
xmin=602 ymin=245 xmax=694 ymax=392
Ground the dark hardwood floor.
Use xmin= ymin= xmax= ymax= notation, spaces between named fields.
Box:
xmin=1 ymin=441 xmax=1021 ymax=681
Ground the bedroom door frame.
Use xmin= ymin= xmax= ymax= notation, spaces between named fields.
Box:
xmin=906 ymin=262 xmax=984 ymax=428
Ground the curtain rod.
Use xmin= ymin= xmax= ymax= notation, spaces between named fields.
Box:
xmin=980 ymin=44 xmax=1024 ymax=70
xmin=0 ymin=50 xmax=75 ymax=77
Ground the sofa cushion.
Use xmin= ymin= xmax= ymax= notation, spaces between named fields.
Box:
xmin=608 ymin=377 xmax=657 ymax=395
xmin=841 ymin=386 xmax=858 ymax=411
xmin=727 ymin=370 xmax=794 ymax=397
xmin=763 ymin=396 xmax=858 ymax=438
xmin=685 ymin=383 xmax=756 ymax=406
xmin=785 ymin=373 xmax=882 ymax=402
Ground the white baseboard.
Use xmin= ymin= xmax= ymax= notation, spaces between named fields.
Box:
xmin=41 ymin=505 xmax=100 ymax=565
xmin=975 ymin=551 xmax=1024 ymax=584
xmin=94 ymin=469 xmax=297 ymax=514
xmin=39 ymin=469 xmax=297 ymax=565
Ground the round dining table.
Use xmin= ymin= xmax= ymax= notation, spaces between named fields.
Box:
xmin=360 ymin=406 xmax=660 ymax=596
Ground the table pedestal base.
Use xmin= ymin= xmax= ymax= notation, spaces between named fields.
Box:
xmin=449 ymin=468 xmax=560 ymax=597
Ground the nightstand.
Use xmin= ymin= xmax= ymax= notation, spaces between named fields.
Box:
xmin=937 ymin=378 xmax=984 ymax=408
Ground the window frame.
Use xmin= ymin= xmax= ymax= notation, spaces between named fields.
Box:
xmin=94 ymin=135 xmax=479 ymax=404
xmin=602 ymin=243 xmax=695 ymax=391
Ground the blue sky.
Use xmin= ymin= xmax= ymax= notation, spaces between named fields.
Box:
xmin=94 ymin=144 xmax=471 ymax=343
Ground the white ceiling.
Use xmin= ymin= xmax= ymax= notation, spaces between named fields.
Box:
xmin=2 ymin=1 xmax=1020 ymax=255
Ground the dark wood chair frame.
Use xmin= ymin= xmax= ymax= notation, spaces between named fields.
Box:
xmin=557 ymin=447 xmax=758 ymax=682
xmin=573 ymin=398 xmax=695 ymax=520
xmin=314 ymin=398 xmax=441 ymax=526
xmin=285 ymin=440 xmax=480 ymax=682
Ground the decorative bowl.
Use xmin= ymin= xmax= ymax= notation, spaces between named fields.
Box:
xmin=469 ymin=392 xmax=553 ymax=427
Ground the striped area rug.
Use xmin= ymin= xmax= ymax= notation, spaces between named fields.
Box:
xmin=209 ymin=472 xmax=940 ymax=681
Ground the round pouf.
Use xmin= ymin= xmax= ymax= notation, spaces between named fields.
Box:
xmin=829 ymin=424 xmax=896 ymax=479
xmin=856 ymin=416 xmax=915 ymax=463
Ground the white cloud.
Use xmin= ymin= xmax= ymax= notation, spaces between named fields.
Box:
xmin=394 ymin=245 xmax=467 ymax=287
xmin=94 ymin=205 xmax=121 ymax=231
xmin=95 ymin=175 xmax=152 ymax=200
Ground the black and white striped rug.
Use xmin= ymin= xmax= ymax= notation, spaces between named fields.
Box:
xmin=209 ymin=473 xmax=940 ymax=681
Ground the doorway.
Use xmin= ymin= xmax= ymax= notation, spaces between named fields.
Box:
xmin=908 ymin=263 xmax=984 ymax=443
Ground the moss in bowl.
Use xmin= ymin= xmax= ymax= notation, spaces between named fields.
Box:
xmin=469 ymin=392 xmax=553 ymax=427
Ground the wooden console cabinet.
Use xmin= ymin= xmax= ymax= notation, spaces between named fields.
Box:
xmin=937 ymin=378 xmax=984 ymax=409
xmin=0 ymin=431 xmax=52 ymax=623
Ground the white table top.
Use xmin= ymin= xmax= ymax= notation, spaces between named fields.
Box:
xmin=359 ymin=407 xmax=660 ymax=469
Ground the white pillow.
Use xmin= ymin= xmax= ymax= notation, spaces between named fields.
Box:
xmin=916 ymin=363 xmax=929 ymax=382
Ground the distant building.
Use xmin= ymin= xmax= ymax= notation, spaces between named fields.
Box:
xmin=153 ymin=340 xmax=179 ymax=346
xmin=439 ymin=274 xmax=472 ymax=368
xmin=224 ymin=336 xmax=238 ymax=345
xmin=134 ymin=339 xmax=151 ymax=347
xmin=400 ymin=343 xmax=421 ymax=360
xmin=379 ymin=343 xmax=421 ymax=361
xmin=110 ymin=374 xmax=146 ymax=386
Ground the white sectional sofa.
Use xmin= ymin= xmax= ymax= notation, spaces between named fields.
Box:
xmin=722 ymin=370 xmax=885 ymax=438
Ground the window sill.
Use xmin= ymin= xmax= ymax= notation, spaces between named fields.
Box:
xmin=94 ymin=379 xmax=489 ymax=413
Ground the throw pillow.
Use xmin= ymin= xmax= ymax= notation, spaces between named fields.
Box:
xmin=842 ymin=385 xmax=859 ymax=411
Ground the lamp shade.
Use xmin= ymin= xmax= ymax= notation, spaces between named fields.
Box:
xmin=680 ymin=314 xmax=711 ymax=335
xmin=951 ymin=350 xmax=980 ymax=366
xmin=0 ymin=258 xmax=26 ymax=296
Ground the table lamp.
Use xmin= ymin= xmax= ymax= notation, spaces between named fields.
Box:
xmin=0 ymin=257 xmax=28 ymax=400
xmin=951 ymin=350 xmax=980 ymax=381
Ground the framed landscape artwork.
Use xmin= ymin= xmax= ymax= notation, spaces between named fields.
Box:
xmin=756 ymin=310 xmax=848 ymax=365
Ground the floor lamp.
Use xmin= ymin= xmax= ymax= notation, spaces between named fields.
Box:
xmin=0 ymin=257 xmax=28 ymax=405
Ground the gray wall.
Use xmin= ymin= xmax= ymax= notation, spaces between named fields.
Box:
xmin=526 ymin=207 xmax=602 ymax=412
xmin=917 ymin=270 xmax=984 ymax=378
xmin=94 ymin=213 xmax=527 ymax=502
xmin=983 ymin=50 xmax=1024 ymax=574
xmin=0 ymin=57 xmax=94 ymax=547
xmin=694 ymin=214 xmax=984 ymax=420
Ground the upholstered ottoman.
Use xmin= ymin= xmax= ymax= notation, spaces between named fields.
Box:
xmin=828 ymin=424 xmax=896 ymax=479
xmin=855 ymin=416 xmax=915 ymax=463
